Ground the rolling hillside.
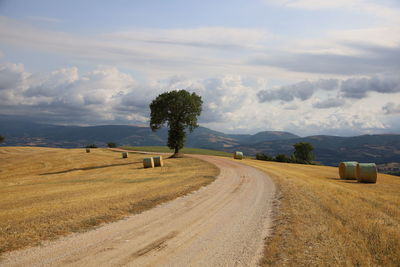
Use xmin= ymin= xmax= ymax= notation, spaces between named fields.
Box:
xmin=0 ymin=117 xmax=298 ymax=149
xmin=1 ymin=117 xmax=399 ymax=166
xmin=236 ymin=134 xmax=400 ymax=165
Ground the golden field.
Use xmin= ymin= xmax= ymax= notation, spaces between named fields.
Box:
xmin=0 ymin=147 xmax=218 ymax=253
xmin=242 ymin=159 xmax=400 ymax=267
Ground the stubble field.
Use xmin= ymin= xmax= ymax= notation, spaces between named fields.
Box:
xmin=0 ymin=147 xmax=218 ymax=254
xmin=242 ymin=159 xmax=400 ymax=267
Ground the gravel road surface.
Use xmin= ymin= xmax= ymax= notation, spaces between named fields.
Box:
xmin=1 ymin=155 xmax=276 ymax=267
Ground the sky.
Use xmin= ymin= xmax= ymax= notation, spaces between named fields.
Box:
xmin=0 ymin=0 xmax=399 ymax=136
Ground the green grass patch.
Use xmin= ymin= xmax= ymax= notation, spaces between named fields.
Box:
xmin=121 ymin=146 xmax=231 ymax=157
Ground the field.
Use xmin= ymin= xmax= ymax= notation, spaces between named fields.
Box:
xmin=122 ymin=146 xmax=232 ymax=157
xmin=242 ymin=159 xmax=400 ymax=267
xmin=0 ymin=147 xmax=219 ymax=254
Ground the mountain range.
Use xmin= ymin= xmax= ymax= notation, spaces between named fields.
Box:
xmin=1 ymin=117 xmax=399 ymax=166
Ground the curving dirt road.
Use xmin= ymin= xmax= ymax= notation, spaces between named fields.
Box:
xmin=1 ymin=155 xmax=276 ymax=267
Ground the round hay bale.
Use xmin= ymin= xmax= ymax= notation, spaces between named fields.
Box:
xmin=122 ymin=152 xmax=128 ymax=158
xmin=233 ymin=151 xmax=243 ymax=160
xmin=338 ymin=161 xmax=358 ymax=180
xmin=143 ymin=157 xmax=154 ymax=168
xmin=153 ymin=156 xmax=164 ymax=167
xmin=356 ymin=163 xmax=377 ymax=183
xmin=86 ymin=148 xmax=90 ymax=153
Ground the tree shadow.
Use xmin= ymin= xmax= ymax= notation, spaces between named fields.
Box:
xmin=40 ymin=162 xmax=140 ymax=175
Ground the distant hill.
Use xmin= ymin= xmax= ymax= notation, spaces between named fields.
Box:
xmin=232 ymin=131 xmax=300 ymax=144
xmin=0 ymin=118 xmax=298 ymax=150
xmin=1 ymin=117 xmax=399 ymax=166
xmin=235 ymin=134 xmax=400 ymax=166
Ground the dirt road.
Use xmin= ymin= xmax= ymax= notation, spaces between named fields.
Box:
xmin=1 ymin=155 xmax=276 ymax=267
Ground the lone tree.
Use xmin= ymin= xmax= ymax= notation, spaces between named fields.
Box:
xmin=0 ymin=135 xmax=4 ymax=143
xmin=150 ymin=90 xmax=202 ymax=157
xmin=293 ymin=142 xmax=314 ymax=163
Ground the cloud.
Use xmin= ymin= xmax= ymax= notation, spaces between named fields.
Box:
xmin=282 ymin=104 xmax=299 ymax=110
xmin=282 ymin=109 xmax=389 ymax=136
xmin=251 ymin=43 xmax=400 ymax=75
xmin=249 ymin=24 xmax=400 ymax=76
xmin=1 ymin=14 xmax=400 ymax=81
xmin=257 ymin=81 xmax=314 ymax=102
xmin=0 ymin=63 xmax=27 ymax=91
xmin=130 ymin=74 xmax=265 ymax=125
xmin=382 ymin=102 xmax=400 ymax=115
xmin=332 ymin=27 xmax=400 ymax=48
xmin=0 ymin=62 xmax=266 ymax=128
xmin=258 ymin=74 xmax=400 ymax=103
xmin=257 ymin=79 xmax=338 ymax=102
xmin=110 ymin=27 xmax=272 ymax=50
xmin=0 ymin=63 xmax=149 ymax=124
xmin=24 ymin=67 xmax=79 ymax=97
xmin=197 ymin=76 xmax=264 ymax=123
xmin=340 ymin=75 xmax=400 ymax=98
xmin=0 ymin=17 xmax=275 ymax=78
xmin=0 ymin=61 xmax=398 ymax=136
xmin=312 ymin=98 xmax=345 ymax=109
xmin=266 ymin=0 xmax=400 ymax=24
xmin=26 ymin=16 xmax=62 ymax=23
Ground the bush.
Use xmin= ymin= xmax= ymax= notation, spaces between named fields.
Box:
xmin=256 ymin=153 xmax=273 ymax=161
xmin=256 ymin=145 xmax=315 ymax=165
xmin=107 ymin=142 xmax=117 ymax=148
xmin=275 ymin=154 xmax=291 ymax=163
xmin=85 ymin=144 xmax=98 ymax=148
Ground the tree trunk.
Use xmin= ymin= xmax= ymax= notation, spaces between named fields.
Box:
xmin=174 ymin=147 xmax=179 ymax=155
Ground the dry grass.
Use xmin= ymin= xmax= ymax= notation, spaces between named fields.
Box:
xmin=0 ymin=147 xmax=218 ymax=254
xmin=122 ymin=146 xmax=232 ymax=157
xmin=242 ymin=159 xmax=400 ymax=267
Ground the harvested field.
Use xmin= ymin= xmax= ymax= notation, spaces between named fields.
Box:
xmin=0 ymin=147 xmax=218 ymax=254
xmin=242 ymin=159 xmax=400 ymax=267
xmin=122 ymin=146 xmax=232 ymax=157
xmin=1 ymin=155 xmax=275 ymax=267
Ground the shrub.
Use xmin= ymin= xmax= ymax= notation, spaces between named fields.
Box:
xmin=275 ymin=154 xmax=291 ymax=163
xmin=107 ymin=142 xmax=117 ymax=148
xmin=256 ymin=148 xmax=315 ymax=165
xmin=256 ymin=153 xmax=273 ymax=161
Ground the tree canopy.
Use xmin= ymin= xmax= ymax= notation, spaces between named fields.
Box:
xmin=150 ymin=90 xmax=202 ymax=155
xmin=293 ymin=142 xmax=314 ymax=163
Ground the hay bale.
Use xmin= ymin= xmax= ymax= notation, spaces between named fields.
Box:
xmin=338 ymin=161 xmax=358 ymax=180
xmin=233 ymin=151 xmax=243 ymax=160
xmin=122 ymin=152 xmax=128 ymax=158
xmin=86 ymin=148 xmax=90 ymax=153
xmin=153 ymin=156 xmax=164 ymax=167
xmin=143 ymin=157 xmax=154 ymax=168
xmin=357 ymin=163 xmax=377 ymax=183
